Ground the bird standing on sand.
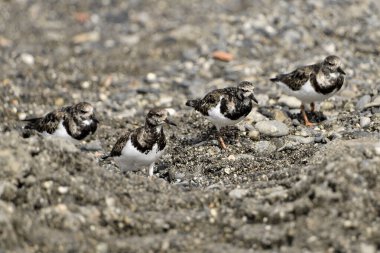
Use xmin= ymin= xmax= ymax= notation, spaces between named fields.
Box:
xmin=186 ymin=81 xmax=258 ymax=149
xmin=102 ymin=108 xmax=176 ymax=177
xmin=270 ymin=55 xmax=346 ymax=126
xmin=23 ymin=102 xmax=98 ymax=140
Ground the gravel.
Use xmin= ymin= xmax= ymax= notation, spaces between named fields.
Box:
xmin=1 ymin=0 xmax=380 ymax=252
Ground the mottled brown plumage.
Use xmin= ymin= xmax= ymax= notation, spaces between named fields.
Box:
xmin=270 ymin=55 xmax=346 ymax=126
xmin=186 ymin=81 xmax=257 ymax=149
xmin=23 ymin=102 xmax=98 ymax=140
xmin=102 ymin=108 xmax=175 ymax=176
xmin=271 ymin=64 xmax=320 ymax=91
xmin=108 ymin=125 xmax=166 ymax=157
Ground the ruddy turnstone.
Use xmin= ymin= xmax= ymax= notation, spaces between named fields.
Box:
xmin=186 ymin=81 xmax=258 ymax=149
xmin=102 ymin=108 xmax=176 ymax=176
xmin=270 ymin=55 xmax=346 ymax=126
xmin=23 ymin=102 xmax=98 ymax=140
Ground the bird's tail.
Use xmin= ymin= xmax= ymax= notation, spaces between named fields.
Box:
xmin=185 ymin=99 xmax=200 ymax=108
xmin=21 ymin=117 xmax=41 ymax=129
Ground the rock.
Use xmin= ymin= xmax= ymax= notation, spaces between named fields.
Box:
xmin=81 ymin=81 xmax=91 ymax=89
xmin=145 ymin=73 xmax=157 ymax=83
xmin=18 ymin=112 xmax=27 ymax=120
xmin=373 ymin=96 xmax=380 ymax=104
xmin=20 ymin=53 xmax=35 ymax=65
xmin=272 ymin=109 xmax=289 ymax=123
xmin=248 ymin=130 xmax=260 ymax=141
xmin=246 ymin=111 xmax=267 ymax=123
xmin=255 ymin=120 xmax=289 ymax=137
xmin=55 ymin=97 xmax=65 ymax=106
xmin=58 ymin=186 xmax=69 ymax=194
xmin=0 ymin=36 xmax=12 ymax=47
xmin=292 ymin=119 xmax=301 ymax=126
xmin=360 ymin=243 xmax=376 ymax=253
xmin=72 ymin=31 xmax=100 ymax=44
xmin=0 ymin=182 xmax=17 ymax=201
xmin=81 ymin=140 xmax=103 ymax=151
xmin=229 ymin=188 xmax=249 ymax=199
xmin=255 ymin=94 xmax=269 ymax=106
xmin=314 ymin=134 xmax=328 ymax=144
xmin=278 ymin=95 xmax=301 ymax=109
xmin=212 ymin=51 xmax=233 ymax=62
xmin=374 ymin=143 xmax=380 ymax=156
xmin=287 ymin=135 xmax=314 ymax=144
xmin=360 ymin=117 xmax=371 ymax=128
xmin=320 ymin=101 xmax=334 ymax=111
xmin=356 ymin=95 xmax=371 ymax=110
xmin=364 ymin=96 xmax=380 ymax=109
xmin=251 ymin=141 xmax=277 ymax=154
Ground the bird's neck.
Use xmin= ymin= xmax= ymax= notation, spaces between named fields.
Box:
xmin=144 ymin=122 xmax=162 ymax=135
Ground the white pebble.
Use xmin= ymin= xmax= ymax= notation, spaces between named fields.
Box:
xmin=20 ymin=53 xmax=35 ymax=65
xmin=360 ymin=116 xmax=371 ymax=128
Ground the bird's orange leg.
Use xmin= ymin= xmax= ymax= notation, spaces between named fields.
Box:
xmin=301 ymin=104 xmax=314 ymax=127
xmin=310 ymin=102 xmax=315 ymax=113
xmin=216 ymin=127 xmax=227 ymax=149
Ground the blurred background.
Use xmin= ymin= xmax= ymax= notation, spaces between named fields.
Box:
xmin=1 ymin=0 xmax=379 ymax=123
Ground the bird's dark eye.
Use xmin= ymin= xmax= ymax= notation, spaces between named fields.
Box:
xmin=81 ymin=110 xmax=87 ymax=113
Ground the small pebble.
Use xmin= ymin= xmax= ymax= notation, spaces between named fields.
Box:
xmin=292 ymin=119 xmax=301 ymax=126
xmin=272 ymin=109 xmax=289 ymax=123
xmin=229 ymin=188 xmax=249 ymax=199
xmin=360 ymin=116 xmax=371 ymax=128
xmin=278 ymin=95 xmax=301 ymax=109
xmin=212 ymin=51 xmax=233 ymax=62
xmin=55 ymin=98 xmax=65 ymax=106
xmin=81 ymin=81 xmax=91 ymax=89
xmin=18 ymin=112 xmax=27 ymax=120
xmin=58 ymin=186 xmax=69 ymax=194
xmin=320 ymin=101 xmax=334 ymax=111
xmin=255 ymin=120 xmax=289 ymax=137
xmin=356 ymin=95 xmax=371 ymax=110
xmin=314 ymin=134 xmax=328 ymax=144
xmin=145 ymin=73 xmax=157 ymax=83
xmin=20 ymin=53 xmax=35 ymax=65
xmin=248 ymin=129 xmax=260 ymax=141
xmin=364 ymin=96 xmax=380 ymax=109
xmin=251 ymin=141 xmax=277 ymax=154
xmin=288 ymin=135 xmax=314 ymax=144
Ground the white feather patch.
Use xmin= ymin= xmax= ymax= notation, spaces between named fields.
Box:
xmin=114 ymin=138 xmax=165 ymax=171
xmin=277 ymin=80 xmax=338 ymax=103
xmin=42 ymin=120 xmax=72 ymax=139
xmin=206 ymin=97 xmax=245 ymax=130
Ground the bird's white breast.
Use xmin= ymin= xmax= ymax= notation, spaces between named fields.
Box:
xmin=277 ymin=80 xmax=336 ymax=103
xmin=206 ymin=97 xmax=245 ymax=130
xmin=120 ymin=138 xmax=164 ymax=166
xmin=42 ymin=120 xmax=72 ymax=139
xmin=82 ymin=119 xmax=92 ymax=126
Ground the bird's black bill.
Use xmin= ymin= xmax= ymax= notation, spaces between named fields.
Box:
xmin=337 ymin=67 xmax=346 ymax=75
xmin=165 ymin=118 xmax=177 ymax=126
xmin=251 ymin=95 xmax=258 ymax=104
xmin=92 ymin=117 xmax=100 ymax=123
